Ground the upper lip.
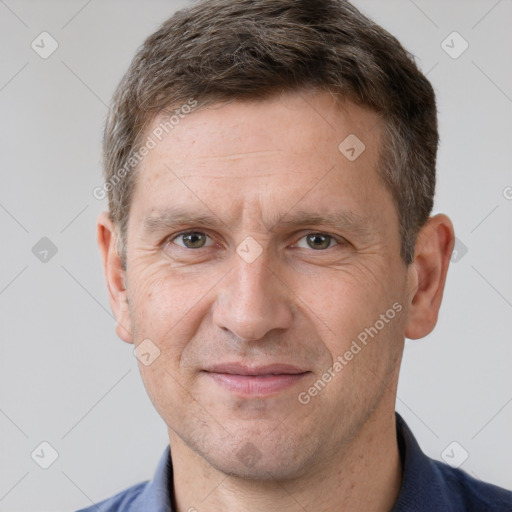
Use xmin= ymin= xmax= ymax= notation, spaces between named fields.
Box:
xmin=203 ymin=363 xmax=309 ymax=376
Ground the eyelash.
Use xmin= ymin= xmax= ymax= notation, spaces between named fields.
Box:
xmin=168 ymin=230 xmax=345 ymax=251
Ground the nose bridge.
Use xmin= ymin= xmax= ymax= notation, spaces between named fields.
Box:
xmin=212 ymin=246 xmax=294 ymax=342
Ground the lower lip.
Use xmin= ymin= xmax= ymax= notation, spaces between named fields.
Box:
xmin=205 ymin=372 xmax=309 ymax=396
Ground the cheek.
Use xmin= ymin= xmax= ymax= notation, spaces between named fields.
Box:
xmin=126 ymin=265 xmax=191 ymax=357
xmin=299 ymin=264 xmax=400 ymax=342
xmin=297 ymin=262 xmax=406 ymax=399
xmin=126 ymin=263 xmax=229 ymax=364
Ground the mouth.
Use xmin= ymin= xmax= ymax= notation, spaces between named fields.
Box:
xmin=202 ymin=363 xmax=311 ymax=396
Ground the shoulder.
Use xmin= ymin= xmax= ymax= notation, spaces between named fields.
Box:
xmin=432 ymin=460 xmax=512 ymax=511
xmin=75 ymin=481 xmax=149 ymax=512
xmin=75 ymin=446 xmax=172 ymax=511
xmin=434 ymin=461 xmax=512 ymax=512
xmin=393 ymin=413 xmax=512 ymax=511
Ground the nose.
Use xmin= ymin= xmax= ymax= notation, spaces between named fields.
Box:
xmin=212 ymin=249 xmax=294 ymax=342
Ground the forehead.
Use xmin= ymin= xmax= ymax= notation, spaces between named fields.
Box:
xmin=129 ymin=90 xmax=394 ymax=232
xmin=144 ymin=91 xmax=382 ymax=164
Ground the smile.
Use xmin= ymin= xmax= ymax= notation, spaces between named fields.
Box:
xmin=202 ymin=363 xmax=311 ymax=396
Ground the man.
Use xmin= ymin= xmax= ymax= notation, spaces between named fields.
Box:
xmin=81 ymin=0 xmax=512 ymax=510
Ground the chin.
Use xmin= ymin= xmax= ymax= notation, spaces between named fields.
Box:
xmin=209 ymin=454 xmax=309 ymax=482
xmin=196 ymin=431 xmax=319 ymax=482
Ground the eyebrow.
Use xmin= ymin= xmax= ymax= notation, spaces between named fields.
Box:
xmin=143 ymin=208 xmax=224 ymax=233
xmin=270 ymin=209 xmax=374 ymax=237
xmin=142 ymin=206 xmax=374 ymax=237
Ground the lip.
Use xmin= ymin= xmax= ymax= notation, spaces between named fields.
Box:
xmin=202 ymin=363 xmax=310 ymax=396
xmin=204 ymin=363 xmax=308 ymax=376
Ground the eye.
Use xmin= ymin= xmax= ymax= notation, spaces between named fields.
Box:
xmin=172 ymin=231 xmax=214 ymax=249
xmin=169 ymin=231 xmax=344 ymax=251
xmin=296 ymin=232 xmax=339 ymax=250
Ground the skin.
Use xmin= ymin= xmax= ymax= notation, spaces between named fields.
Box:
xmin=98 ymin=90 xmax=454 ymax=512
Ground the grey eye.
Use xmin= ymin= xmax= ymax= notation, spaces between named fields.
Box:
xmin=173 ymin=232 xmax=213 ymax=249
xmin=297 ymin=233 xmax=337 ymax=250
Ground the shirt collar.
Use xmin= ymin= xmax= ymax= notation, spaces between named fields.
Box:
xmin=133 ymin=444 xmax=173 ymax=512
xmin=391 ymin=412 xmax=447 ymax=511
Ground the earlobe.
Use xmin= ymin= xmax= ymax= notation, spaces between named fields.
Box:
xmin=405 ymin=214 xmax=455 ymax=340
xmin=97 ymin=212 xmax=134 ymax=344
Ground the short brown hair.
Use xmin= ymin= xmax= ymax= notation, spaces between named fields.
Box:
xmin=103 ymin=0 xmax=437 ymax=267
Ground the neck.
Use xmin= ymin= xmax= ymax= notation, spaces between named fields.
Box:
xmin=169 ymin=407 xmax=402 ymax=512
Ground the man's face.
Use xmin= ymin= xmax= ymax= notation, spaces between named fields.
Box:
xmin=122 ymin=91 xmax=412 ymax=480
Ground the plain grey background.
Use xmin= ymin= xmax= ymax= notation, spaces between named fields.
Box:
xmin=0 ymin=0 xmax=511 ymax=510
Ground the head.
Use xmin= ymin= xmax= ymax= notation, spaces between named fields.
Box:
xmin=98 ymin=0 xmax=454 ymax=481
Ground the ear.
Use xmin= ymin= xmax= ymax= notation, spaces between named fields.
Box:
xmin=405 ymin=214 xmax=455 ymax=340
xmin=97 ymin=212 xmax=133 ymax=344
